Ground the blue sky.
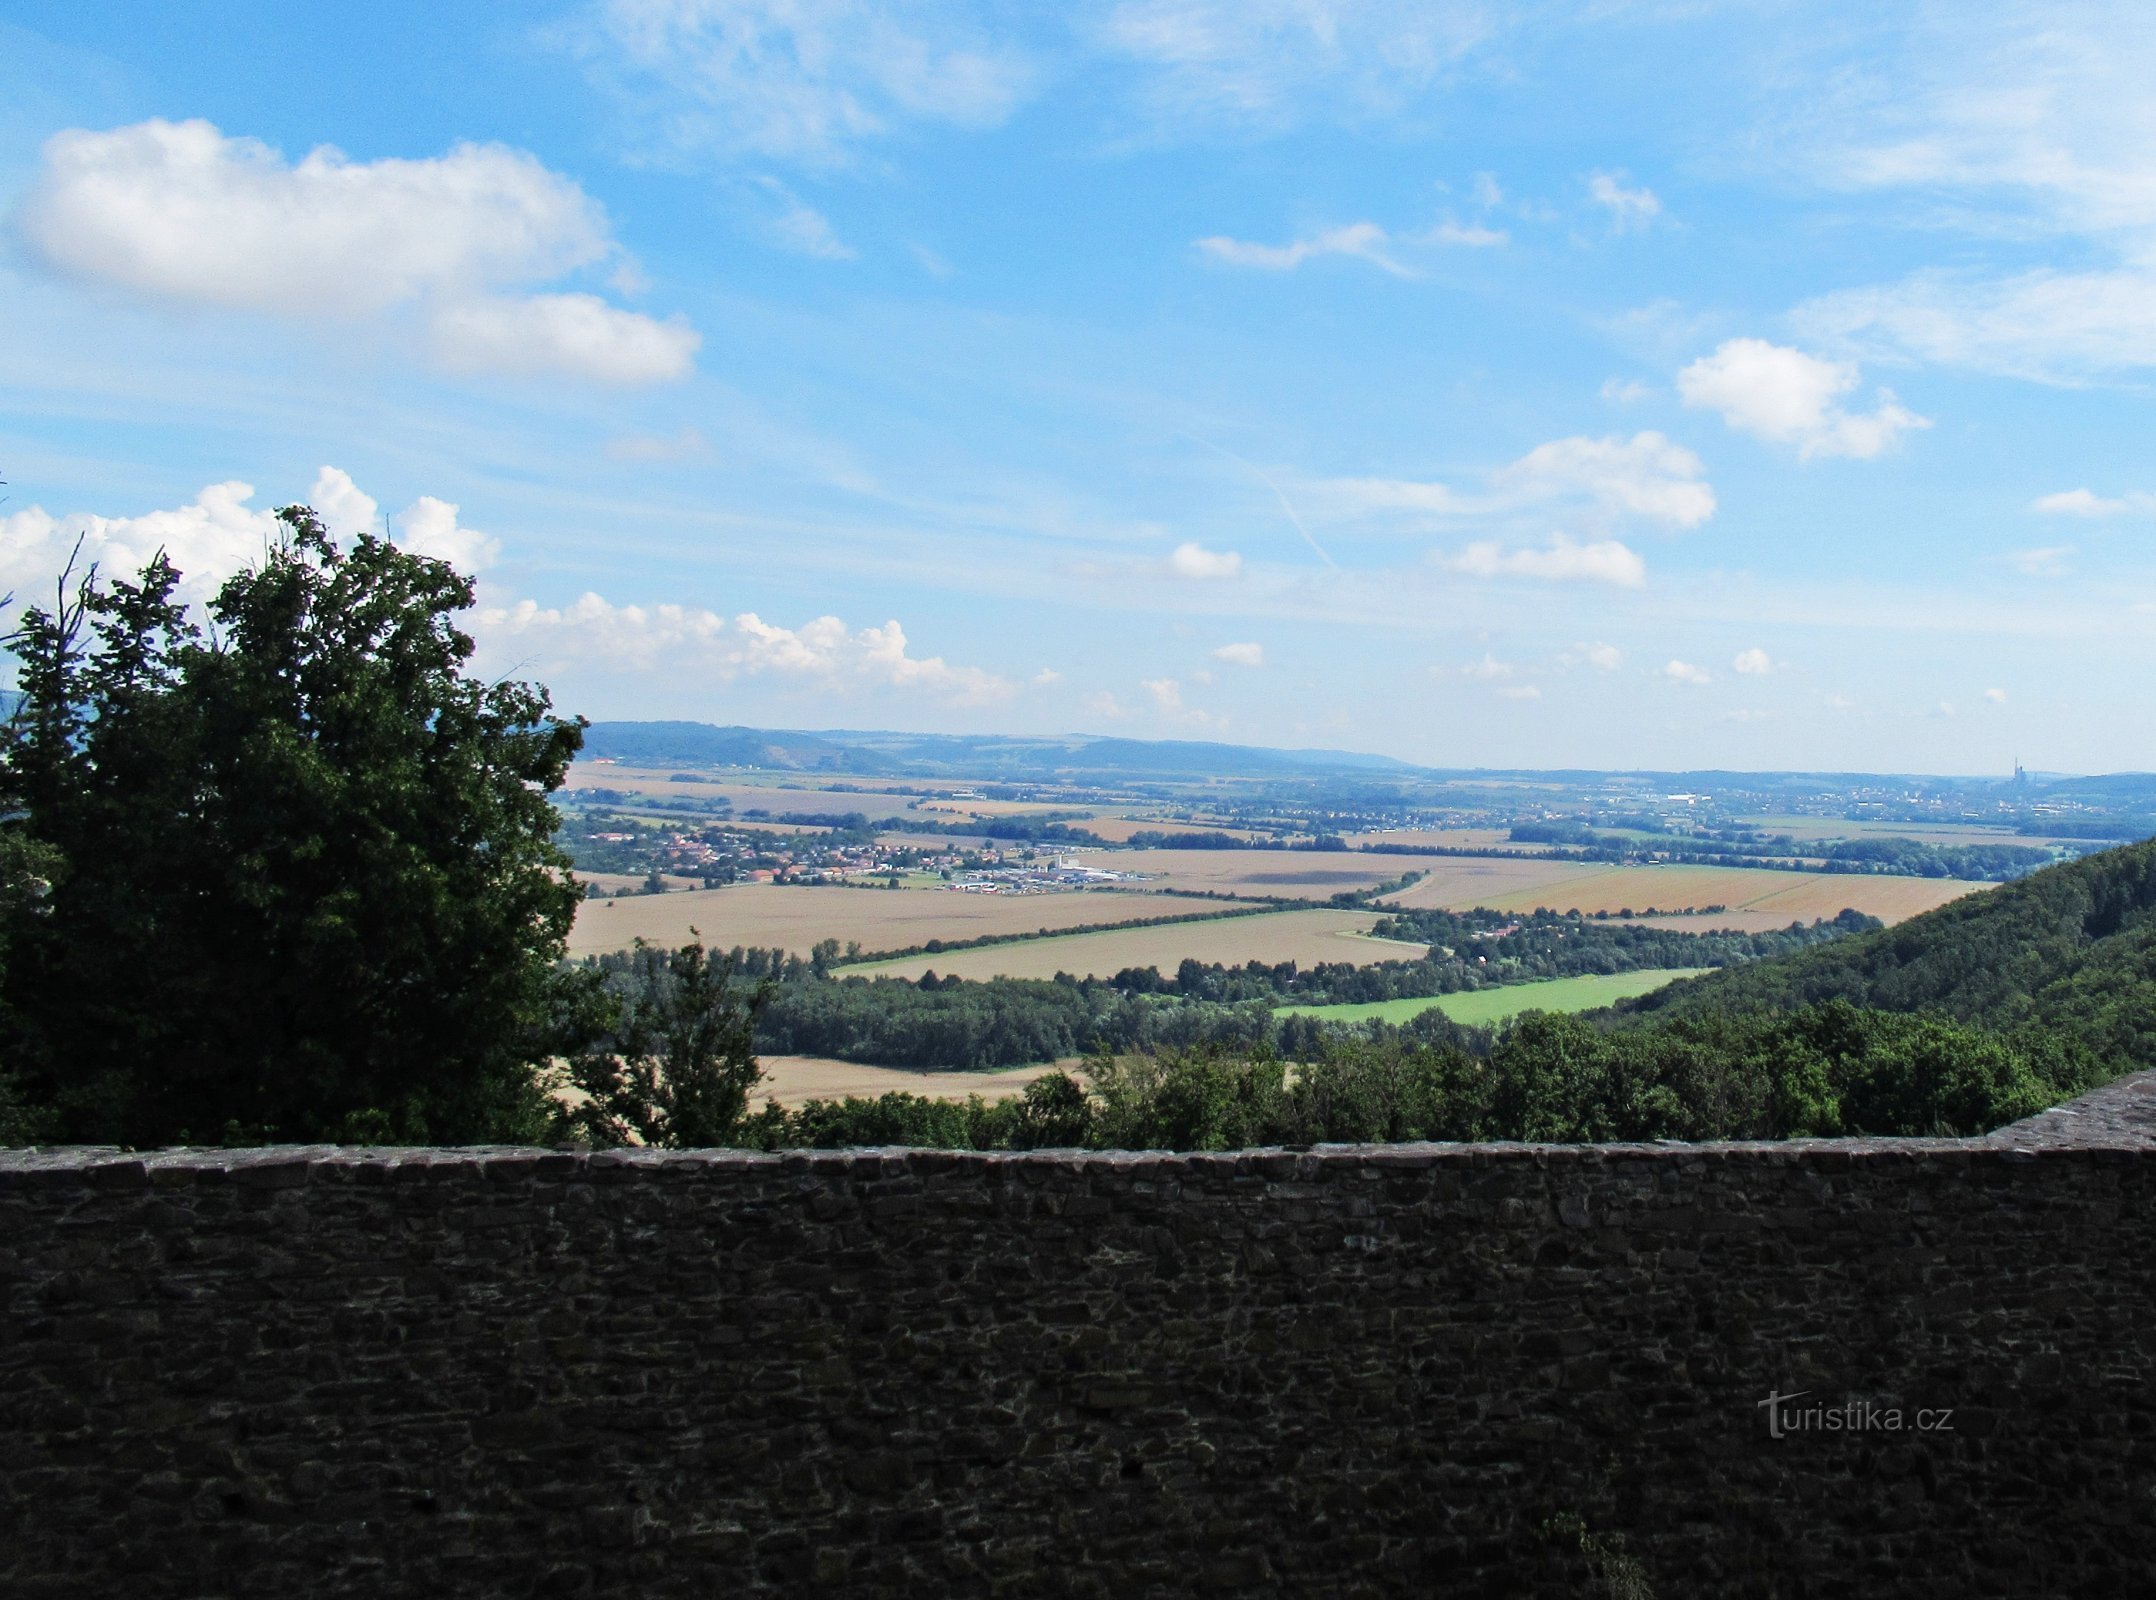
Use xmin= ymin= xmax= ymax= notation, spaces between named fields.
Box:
xmin=2 ymin=1 xmax=2153 ymax=774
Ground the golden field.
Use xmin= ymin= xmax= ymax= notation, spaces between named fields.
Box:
xmin=1072 ymin=846 xmax=1438 ymax=898
xmin=842 ymin=908 xmax=1426 ymax=982
xmin=1376 ymin=859 xmax=1987 ymax=926
xmin=568 ymin=882 xmax=1245 ymax=957
xmin=753 ymin=1055 xmax=1060 ymax=1107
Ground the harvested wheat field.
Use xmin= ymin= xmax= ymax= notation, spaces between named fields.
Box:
xmin=564 ymin=768 xmax=930 ymax=820
xmin=1075 ymin=816 xmax=1263 ymax=844
xmin=754 ymin=1055 xmax=1060 ymax=1107
xmin=569 ymin=882 xmax=1247 ymax=957
xmin=1346 ymin=828 xmax=1537 ymax=851
xmin=843 ymin=908 xmax=1427 ymax=982
xmin=1377 ymin=859 xmax=1988 ymax=927
xmin=1071 ymin=846 xmax=1437 ymax=898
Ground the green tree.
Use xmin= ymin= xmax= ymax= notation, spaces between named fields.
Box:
xmin=556 ymin=938 xmax=769 ymax=1147
xmin=0 ymin=507 xmax=588 ymax=1146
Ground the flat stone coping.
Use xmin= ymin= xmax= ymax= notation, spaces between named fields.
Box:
xmin=3 ymin=1069 xmax=2148 ymax=1183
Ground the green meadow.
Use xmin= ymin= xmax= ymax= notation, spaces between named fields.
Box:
xmin=1276 ymin=968 xmax=1708 ymax=1030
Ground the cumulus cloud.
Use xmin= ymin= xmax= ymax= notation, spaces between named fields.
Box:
xmin=0 ymin=479 xmax=281 ymax=608
xmin=478 ymin=599 xmax=1012 ymax=703
xmin=1032 ymin=667 xmax=1063 ymax=685
xmin=1449 ymin=535 xmax=1646 ymax=587
xmin=1677 ymin=338 xmax=1929 ymax=460
xmin=429 ymin=294 xmax=699 ymax=385
xmin=15 ymin=118 xmax=695 ymax=384
xmin=1985 ymin=687 xmax=2008 ymax=704
xmin=1196 ymin=221 xmax=1411 ymax=276
xmin=2033 ymin=488 xmax=2156 ymax=517
xmin=307 ymin=467 xmax=379 ymax=539
xmin=1662 ymin=659 xmax=1712 ymax=685
xmin=1168 ymin=541 xmax=1243 ymax=579
xmin=1492 ymin=432 xmax=1715 ymax=529
xmin=1587 ymin=172 xmax=1660 ymax=231
xmin=0 ymin=469 xmax=512 ymax=613
xmin=1141 ymin=676 xmax=1184 ymax=713
xmin=1211 ymin=641 xmax=1264 ymax=667
xmin=1320 ymin=431 xmax=1713 ymax=533
xmin=393 ymin=497 xmax=502 ymax=574
xmin=565 ymin=0 xmax=1032 ymax=164
xmin=1732 ymin=647 xmax=1773 ymax=676
xmin=1600 ymin=377 xmax=1649 ymax=404
xmin=1459 ymin=652 xmax=1512 ymax=680
xmin=1570 ymin=641 xmax=1624 ymax=671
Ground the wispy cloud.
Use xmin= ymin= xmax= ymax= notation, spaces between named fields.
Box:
xmin=1449 ymin=536 xmax=1646 ymax=587
xmin=1587 ymin=171 xmax=1660 ymax=232
xmin=1196 ymin=221 xmax=1412 ymax=276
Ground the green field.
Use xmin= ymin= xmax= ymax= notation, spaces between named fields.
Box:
xmin=1276 ymin=968 xmax=1707 ymax=1029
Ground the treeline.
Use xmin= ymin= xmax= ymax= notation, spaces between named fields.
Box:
xmin=636 ymin=998 xmax=2078 ymax=1154
xmin=569 ymin=907 xmax=1877 ymax=1072
xmin=1507 ymin=822 xmax=2055 ymax=881
xmin=1617 ymin=835 xmax=2156 ymax=1080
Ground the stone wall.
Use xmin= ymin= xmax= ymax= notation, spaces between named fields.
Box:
xmin=5 ymin=1074 xmax=2156 ymax=1596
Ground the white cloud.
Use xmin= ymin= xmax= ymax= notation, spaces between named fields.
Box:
xmin=606 ymin=426 xmax=713 ymax=462
xmin=1084 ymin=690 xmax=1127 ymax=719
xmin=1449 ymin=535 xmax=1646 ymax=587
xmin=429 ymin=294 xmax=700 ymax=386
xmin=1421 ymin=219 xmax=1507 ymax=247
xmin=1195 ymin=221 xmax=1411 ymax=277
xmin=1600 ymin=377 xmax=1649 ymax=404
xmin=1032 ymin=667 xmax=1063 ymax=685
xmin=567 ymin=0 xmax=1032 ymax=164
xmin=1212 ymin=641 xmax=1265 ymax=667
xmin=1662 ymin=659 xmax=1711 ymax=685
xmin=2011 ymin=546 xmax=2075 ymax=577
xmin=1460 ymin=651 xmax=1512 ymax=680
xmin=1780 ymin=12 xmax=2156 ymax=381
xmin=1142 ymin=676 xmax=1184 ymax=713
xmin=1492 ymin=432 xmax=1715 ymax=529
xmin=754 ymin=179 xmax=857 ymax=259
xmin=1677 ymin=338 xmax=1928 ymax=460
xmin=1498 ymin=684 xmax=1541 ymax=700
xmin=1099 ymin=0 xmax=1487 ymax=134
xmin=2033 ymin=487 xmax=2156 ymax=517
xmin=1985 ymin=687 xmax=2008 ymax=704
xmin=1168 ymin=540 xmax=1243 ymax=579
xmin=1319 ymin=431 xmax=1713 ymax=532
xmin=1793 ymin=269 xmax=2156 ymax=384
xmin=308 ymin=467 xmax=379 ymax=539
xmin=1732 ymin=647 xmax=1773 ymax=676
xmin=0 ymin=479 xmax=280 ymax=608
xmin=1570 ymin=641 xmax=1623 ymax=671
xmin=15 ymin=118 xmax=695 ymax=385
xmin=1587 ymin=171 xmax=1660 ymax=231
xmin=477 ymin=597 xmax=1011 ymax=703
xmin=393 ymin=497 xmax=502 ymax=574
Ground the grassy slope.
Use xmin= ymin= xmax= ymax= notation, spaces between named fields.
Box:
xmin=1280 ymin=969 xmax=1706 ymax=1029
xmin=1620 ymin=837 xmax=2156 ymax=1073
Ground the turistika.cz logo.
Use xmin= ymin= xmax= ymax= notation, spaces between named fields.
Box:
xmin=1757 ymin=1390 xmax=1956 ymax=1439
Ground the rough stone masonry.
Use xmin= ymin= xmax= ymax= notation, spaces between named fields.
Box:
xmin=4 ymin=1073 xmax=2155 ymax=1596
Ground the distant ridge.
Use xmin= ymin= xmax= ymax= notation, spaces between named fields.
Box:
xmin=578 ymin=722 xmax=1418 ymax=780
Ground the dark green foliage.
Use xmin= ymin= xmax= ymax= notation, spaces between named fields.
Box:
xmin=1620 ymin=837 xmax=2156 ymax=1079
xmin=555 ymin=940 xmax=770 ymax=1148
xmin=0 ymin=509 xmax=587 ymax=1146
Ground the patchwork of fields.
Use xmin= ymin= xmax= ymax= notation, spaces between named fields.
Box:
xmin=1072 ymin=846 xmax=1438 ymax=898
xmin=568 ymin=883 xmax=1239 ymax=958
xmin=1376 ymin=859 xmax=1986 ymax=927
xmin=840 ymin=909 xmax=1426 ymax=982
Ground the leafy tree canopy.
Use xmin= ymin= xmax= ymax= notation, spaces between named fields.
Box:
xmin=0 ymin=506 xmax=587 ymax=1146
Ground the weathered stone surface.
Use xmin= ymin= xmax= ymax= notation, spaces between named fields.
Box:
xmin=2 ymin=1077 xmax=2154 ymax=1595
